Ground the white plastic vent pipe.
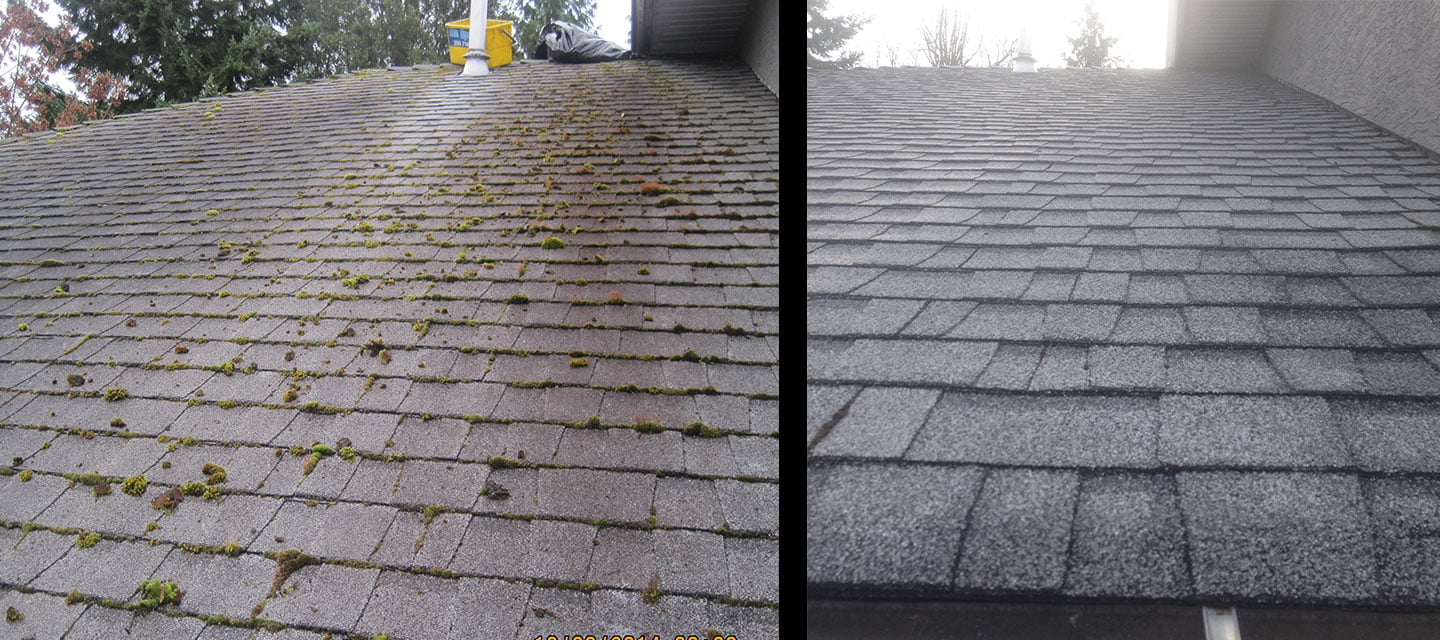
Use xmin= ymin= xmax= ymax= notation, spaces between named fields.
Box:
xmin=1013 ymin=27 xmax=1037 ymax=72
xmin=461 ymin=0 xmax=490 ymax=76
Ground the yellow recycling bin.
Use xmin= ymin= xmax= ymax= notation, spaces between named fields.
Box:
xmin=446 ymin=20 xmax=514 ymax=68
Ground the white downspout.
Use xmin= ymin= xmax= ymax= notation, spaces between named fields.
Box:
xmin=461 ymin=0 xmax=490 ymax=76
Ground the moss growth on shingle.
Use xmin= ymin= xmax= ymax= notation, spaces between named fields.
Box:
xmin=134 ymin=578 xmax=182 ymax=608
xmin=297 ymin=401 xmax=343 ymax=415
xmin=150 ymin=487 xmax=183 ymax=511
xmin=180 ymin=481 xmax=207 ymax=496
xmin=103 ymin=387 xmax=129 ymax=402
xmin=683 ymin=422 xmax=725 ymax=438
xmin=265 ymin=549 xmax=318 ymax=598
xmin=120 ymin=474 xmax=148 ymax=496
xmin=641 ymin=573 xmax=661 ymax=603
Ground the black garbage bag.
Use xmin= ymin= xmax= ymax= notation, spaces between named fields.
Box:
xmin=534 ymin=21 xmax=633 ymax=62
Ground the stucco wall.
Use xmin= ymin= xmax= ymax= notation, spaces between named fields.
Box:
xmin=1259 ymin=0 xmax=1440 ymax=154
xmin=737 ymin=0 xmax=778 ymax=98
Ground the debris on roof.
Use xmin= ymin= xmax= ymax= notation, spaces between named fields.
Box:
xmin=0 ymin=59 xmax=777 ymax=638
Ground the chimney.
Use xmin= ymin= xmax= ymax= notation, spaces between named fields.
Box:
xmin=461 ymin=0 xmax=490 ymax=76
xmin=1013 ymin=28 xmax=1036 ymax=72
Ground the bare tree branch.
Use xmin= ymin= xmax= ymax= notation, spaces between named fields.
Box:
xmin=919 ymin=6 xmax=979 ymax=67
xmin=980 ymin=34 xmax=1019 ymax=68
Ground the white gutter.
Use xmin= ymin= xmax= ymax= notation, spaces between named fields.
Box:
xmin=1203 ymin=606 xmax=1242 ymax=640
xmin=461 ymin=0 xmax=490 ymax=76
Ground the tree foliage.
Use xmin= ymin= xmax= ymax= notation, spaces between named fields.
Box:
xmin=1064 ymin=0 xmax=1119 ymax=68
xmin=288 ymin=0 xmax=518 ymax=78
xmin=807 ymin=0 xmax=867 ymax=69
xmin=56 ymin=0 xmax=304 ymax=109
xmin=9 ymin=0 xmax=596 ymax=121
xmin=0 ymin=0 xmax=126 ymax=136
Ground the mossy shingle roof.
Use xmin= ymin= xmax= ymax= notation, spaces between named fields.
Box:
xmin=0 ymin=59 xmax=778 ymax=638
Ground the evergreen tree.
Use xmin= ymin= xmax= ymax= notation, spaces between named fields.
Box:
xmin=56 ymin=0 xmax=304 ymax=110
xmin=1064 ymin=0 xmax=1119 ymax=68
xmin=808 ymin=0 xmax=867 ymax=69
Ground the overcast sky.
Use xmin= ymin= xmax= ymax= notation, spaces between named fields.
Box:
xmin=824 ymin=0 xmax=1169 ymax=69
xmin=592 ymin=0 xmax=633 ymax=49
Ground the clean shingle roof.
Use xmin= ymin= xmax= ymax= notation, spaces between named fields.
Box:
xmin=808 ymin=67 xmax=1440 ymax=608
xmin=0 ymin=59 xmax=777 ymax=638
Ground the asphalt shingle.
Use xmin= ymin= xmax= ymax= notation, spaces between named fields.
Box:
xmin=1177 ymin=472 xmax=1377 ymax=602
xmin=808 ymin=462 xmax=985 ymax=591
xmin=908 ymin=393 xmax=1158 ymax=467
xmin=809 ymin=66 xmax=1440 ymax=610
xmin=954 ymin=469 xmax=1079 ymax=592
xmin=0 ymin=58 xmax=778 ymax=636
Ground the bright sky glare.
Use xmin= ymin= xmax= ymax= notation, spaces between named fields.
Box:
xmin=592 ymin=0 xmax=633 ymax=49
xmin=825 ymin=0 xmax=1169 ymax=69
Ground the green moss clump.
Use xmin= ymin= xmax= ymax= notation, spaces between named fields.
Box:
xmin=569 ymin=358 xmax=588 ymax=368
xmin=120 ymin=474 xmax=148 ymax=496
xmin=109 ymin=417 xmax=126 ymax=428
xmin=683 ymin=422 xmax=725 ymax=438
xmin=297 ymin=401 xmax=343 ymax=415
xmin=76 ymin=531 xmax=101 ymax=548
xmin=17 ymin=469 xmax=32 ymax=482
xmin=312 ymin=444 xmax=335 ymax=456
xmin=540 ymin=236 xmax=565 ymax=249
xmin=6 ymin=606 xmax=21 ymax=623
xmin=506 ymin=293 xmax=530 ymax=304
xmin=634 ymin=421 xmax=665 ymax=435
xmin=103 ymin=387 xmax=129 ymax=402
xmin=485 ymin=456 xmax=520 ymax=470
xmin=338 ymin=446 xmax=357 ymax=462
xmin=180 ymin=481 xmax=207 ymax=496
xmin=134 ymin=578 xmax=182 ymax=608
xmin=37 ymin=259 xmax=66 ymax=267
xmin=65 ymin=589 xmax=84 ymax=605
